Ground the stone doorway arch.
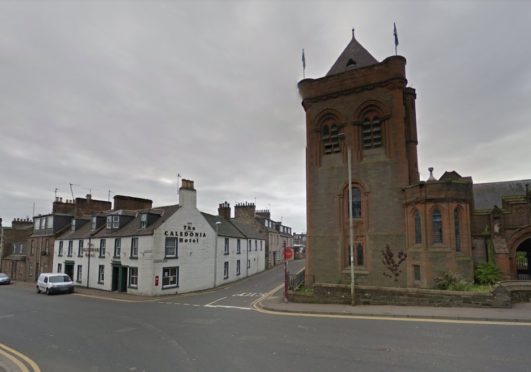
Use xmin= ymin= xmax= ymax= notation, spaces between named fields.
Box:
xmin=516 ymin=239 xmax=531 ymax=280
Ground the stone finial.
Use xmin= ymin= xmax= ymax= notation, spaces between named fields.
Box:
xmin=427 ymin=167 xmax=436 ymax=182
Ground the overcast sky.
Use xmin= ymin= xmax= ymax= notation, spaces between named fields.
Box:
xmin=1 ymin=0 xmax=530 ymax=232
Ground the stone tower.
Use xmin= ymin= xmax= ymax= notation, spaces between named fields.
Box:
xmin=298 ymin=32 xmax=419 ymax=287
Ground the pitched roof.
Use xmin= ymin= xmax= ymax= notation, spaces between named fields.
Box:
xmin=201 ymin=213 xmax=246 ymax=239
xmin=473 ymin=179 xmax=531 ymax=210
xmin=326 ymin=33 xmax=378 ymax=76
xmin=231 ymin=220 xmax=264 ymax=240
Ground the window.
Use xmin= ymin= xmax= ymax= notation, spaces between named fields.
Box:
xmin=162 ymin=267 xmax=178 ymax=288
xmin=31 ymin=240 xmax=35 ymax=255
xmin=237 ymin=239 xmax=241 ymax=254
xmin=44 ymin=240 xmax=49 ymax=255
xmin=260 ymin=241 xmax=263 ymax=251
xmin=140 ymin=214 xmax=148 ymax=228
xmin=98 ymin=265 xmax=104 ymax=283
xmin=351 ymin=187 xmax=362 ymax=218
xmin=224 ymin=238 xmax=229 ymax=255
xmin=223 ymin=262 xmax=229 ymax=279
xmin=432 ymin=209 xmax=443 ymax=244
xmin=71 ymin=219 xmax=76 ymax=231
xmin=112 ymin=216 xmax=119 ymax=229
xmin=78 ymin=240 xmax=84 ymax=257
xmin=165 ymin=237 xmax=178 ymax=258
xmin=58 ymin=241 xmax=63 ymax=257
xmin=106 ymin=216 xmax=112 ymax=229
xmin=414 ymin=210 xmax=422 ymax=244
xmin=76 ymin=265 xmax=82 ymax=283
xmin=454 ymin=208 xmax=461 ymax=252
xmin=91 ymin=216 xmax=97 ymax=230
xmin=99 ymin=239 xmax=106 ymax=257
xmin=67 ymin=241 xmax=73 ymax=257
xmin=413 ymin=264 xmax=421 ymax=282
xmin=57 ymin=263 xmax=62 ymax=273
xmin=248 ymin=240 xmax=251 ymax=252
xmin=247 ymin=259 xmax=250 ymax=269
xmin=255 ymin=240 xmax=257 ymax=251
xmin=46 ymin=216 xmax=53 ymax=229
xmin=129 ymin=267 xmax=138 ymax=288
xmin=130 ymin=237 xmax=138 ymax=258
xmin=236 ymin=260 xmax=241 ymax=276
xmin=322 ymin=123 xmax=341 ymax=154
xmin=355 ymin=244 xmax=364 ymax=266
xmin=361 ymin=114 xmax=382 ymax=149
xmin=114 ymin=238 xmax=121 ymax=258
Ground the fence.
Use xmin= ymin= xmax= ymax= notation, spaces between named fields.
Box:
xmin=289 ymin=268 xmax=305 ymax=290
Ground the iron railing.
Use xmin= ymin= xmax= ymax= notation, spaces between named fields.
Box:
xmin=288 ymin=269 xmax=305 ymax=290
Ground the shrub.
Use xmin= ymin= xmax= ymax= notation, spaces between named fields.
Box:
xmin=474 ymin=263 xmax=502 ymax=285
xmin=434 ymin=272 xmax=473 ymax=291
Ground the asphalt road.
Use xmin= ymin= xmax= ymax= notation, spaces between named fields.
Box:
xmin=1 ymin=261 xmax=531 ymax=372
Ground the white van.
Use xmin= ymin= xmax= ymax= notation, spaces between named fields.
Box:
xmin=36 ymin=273 xmax=74 ymax=295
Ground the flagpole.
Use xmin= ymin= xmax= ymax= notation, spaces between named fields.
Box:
xmin=302 ymin=48 xmax=306 ymax=79
xmin=393 ymin=22 xmax=399 ymax=56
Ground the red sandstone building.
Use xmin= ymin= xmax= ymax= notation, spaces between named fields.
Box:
xmin=299 ymin=31 xmax=531 ymax=288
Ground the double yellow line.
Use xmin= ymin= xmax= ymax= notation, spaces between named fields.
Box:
xmin=0 ymin=343 xmax=40 ymax=372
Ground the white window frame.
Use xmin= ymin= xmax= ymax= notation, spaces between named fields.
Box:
xmin=129 ymin=267 xmax=138 ymax=288
xmin=112 ymin=215 xmax=119 ymax=229
xmin=130 ymin=237 xmax=139 ymax=258
xmin=76 ymin=265 xmax=82 ymax=283
xmin=99 ymin=239 xmax=106 ymax=257
xmin=114 ymin=238 xmax=121 ymax=258
xmin=164 ymin=237 xmax=178 ymax=258
xmin=223 ymin=262 xmax=229 ymax=279
xmin=98 ymin=265 xmax=105 ymax=283
xmin=236 ymin=260 xmax=241 ymax=276
xmin=224 ymin=238 xmax=229 ymax=255
xmin=162 ymin=267 xmax=178 ymax=289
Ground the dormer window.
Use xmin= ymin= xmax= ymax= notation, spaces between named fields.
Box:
xmin=106 ymin=216 xmax=112 ymax=229
xmin=91 ymin=217 xmax=97 ymax=231
xmin=140 ymin=214 xmax=148 ymax=229
xmin=346 ymin=58 xmax=356 ymax=67
xmin=112 ymin=215 xmax=119 ymax=229
xmin=71 ymin=219 xmax=76 ymax=231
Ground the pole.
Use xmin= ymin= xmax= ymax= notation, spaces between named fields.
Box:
xmin=347 ymin=146 xmax=356 ymax=305
xmin=214 ymin=222 xmax=221 ymax=288
xmin=283 ymin=241 xmax=288 ymax=302
xmin=87 ymin=238 xmax=91 ymax=288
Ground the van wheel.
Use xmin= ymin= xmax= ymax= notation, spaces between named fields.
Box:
xmin=37 ymin=286 xmax=41 ymax=294
xmin=45 ymin=288 xmax=50 ymax=295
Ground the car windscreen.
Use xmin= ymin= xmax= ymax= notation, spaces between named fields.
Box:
xmin=49 ymin=276 xmax=70 ymax=283
xmin=0 ymin=274 xmax=7 ymax=278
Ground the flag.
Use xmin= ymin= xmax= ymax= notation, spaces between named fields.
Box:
xmin=302 ymin=48 xmax=306 ymax=70
xmin=393 ymin=22 xmax=399 ymax=47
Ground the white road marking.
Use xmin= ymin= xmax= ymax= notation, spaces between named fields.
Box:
xmin=204 ymin=296 xmax=227 ymax=307
xmin=206 ymin=305 xmax=250 ymax=311
xmin=0 ymin=314 xmax=14 ymax=320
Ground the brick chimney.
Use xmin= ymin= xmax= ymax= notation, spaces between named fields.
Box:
xmin=218 ymin=202 xmax=231 ymax=220
xmin=179 ymin=179 xmax=197 ymax=209
xmin=255 ymin=209 xmax=270 ymax=219
xmin=113 ymin=195 xmax=152 ymax=211
xmin=234 ymin=202 xmax=256 ymax=221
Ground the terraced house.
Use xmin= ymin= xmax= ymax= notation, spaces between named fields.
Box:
xmin=53 ymin=180 xmax=265 ymax=295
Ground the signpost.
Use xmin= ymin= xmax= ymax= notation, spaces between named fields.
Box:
xmin=283 ymin=243 xmax=293 ymax=302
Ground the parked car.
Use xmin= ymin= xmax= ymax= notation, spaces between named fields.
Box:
xmin=36 ymin=273 xmax=74 ymax=295
xmin=0 ymin=273 xmax=11 ymax=285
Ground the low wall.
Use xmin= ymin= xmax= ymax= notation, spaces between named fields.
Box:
xmin=288 ymin=281 xmax=531 ymax=308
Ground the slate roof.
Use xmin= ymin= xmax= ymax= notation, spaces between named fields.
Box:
xmin=326 ymin=34 xmax=379 ymax=76
xmin=231 ymin=220 xmax=264 ymax=240
xmin=473 ymin=179 xmax=531 ymax=210
xmin=201 ymin=213 xmax=246 ymax=239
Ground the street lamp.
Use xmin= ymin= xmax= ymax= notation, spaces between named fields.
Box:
xmin=214 ymin=221 xmax=222 ymax=288
xmin=339 ymin=133 xmax=355 ymax=305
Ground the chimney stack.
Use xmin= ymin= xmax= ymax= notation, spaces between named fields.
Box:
xmin=179 ymin=179 xmax=197 ymax=209
xmin=218 ymin=202 xmax=231 ymax=220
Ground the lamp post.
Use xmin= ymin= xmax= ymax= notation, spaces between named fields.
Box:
xmin=347 ymin=145 xmax=355 ymax=305
xmin=214 ymin=221 xmax=221 ymax=288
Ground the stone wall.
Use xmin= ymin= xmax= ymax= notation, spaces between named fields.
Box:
xmin=288 ymin=281 xmax=531 ymax=308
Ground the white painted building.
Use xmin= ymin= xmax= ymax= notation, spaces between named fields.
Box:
xmin=53 ymin=180 xmax=265 ymax=296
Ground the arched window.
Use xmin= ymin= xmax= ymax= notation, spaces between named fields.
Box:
xmin=414 ymin=210 xmax=422 ymax=244
xmin=361 ymin=112 xmax=382 ymax=149
xmin=454 ymin=208 xmax=461 ymax=252
xmin=322 ymin=123 xmax=341 ymax=154
xmin=356 ymin=244 xmax=364 ymax=266
xmin=351 ymin=187 xmax=361 ymax=218
xmin=432 ymin=209 xmax=443 ymax=244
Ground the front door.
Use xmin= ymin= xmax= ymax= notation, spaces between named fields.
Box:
xmin=120 ymin=267 xmax=128 ymax=293
xmin=65 ymin=263 xmax=74 ymax=280
xmin=112 ymin=265 xmax=119 ymax=291
xmin=516 ymin=239 xmax=531 ymax=280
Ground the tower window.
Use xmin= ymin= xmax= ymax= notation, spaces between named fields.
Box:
xmin=361 ymin=115 xmax=382 ymax=149
xmin=351 ymin=187 xmax=361 ymax=218
xmin=414 ymin=210 xmax=422 ymax=244
xmin=322 ymin=124 xmax=341 ymax=154
xmin=432 ymin=209 xmax=443 ymax=244
xmin=355 ymin=244 xmax=364 ymax=266
xmin=454 ymin=208 xmax=461 ymax=252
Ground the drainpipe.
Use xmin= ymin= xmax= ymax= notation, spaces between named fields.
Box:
xmin=87 ymin=237 xmax=91 ymax=288
xmin=214 ymin=221 xmax=221 ymax=287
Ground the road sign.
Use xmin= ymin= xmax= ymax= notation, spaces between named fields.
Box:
xmin=284 ymin=247 xmax=293 ymax=260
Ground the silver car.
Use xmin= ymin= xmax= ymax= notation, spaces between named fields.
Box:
xmin=0 ymin=273 xmax=11 ymax=285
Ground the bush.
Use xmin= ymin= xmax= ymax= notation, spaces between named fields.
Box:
xmin=474 ymin=263 xmax=502 ymax=285
xmin=434 ymin=272 xmax=473 ymax=291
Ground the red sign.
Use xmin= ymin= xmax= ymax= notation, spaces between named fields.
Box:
xmin=284 ymin=248 xmax=293 ymax=260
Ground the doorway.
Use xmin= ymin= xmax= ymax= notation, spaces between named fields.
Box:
xmin=111 ymin=265 xmax=128 ymax=292
xmin=516 ymin=239 xmax=531 ymax=280
xmin=65 ymin=262 xmax=74 ymax=280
